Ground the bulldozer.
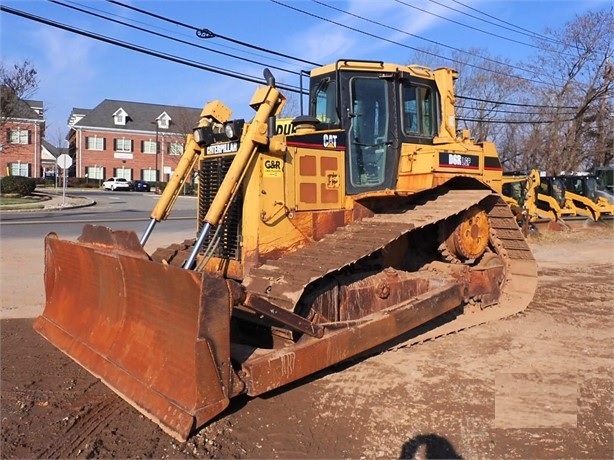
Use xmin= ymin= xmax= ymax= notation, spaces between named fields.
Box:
xmin=34 ymin=60 xmax=537 ymax=442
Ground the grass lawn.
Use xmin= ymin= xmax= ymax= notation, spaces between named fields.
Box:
xmin=0 ymin=195 xmax=45 ymax=207
xmin=0 ymin=196 xmax=30 ymax=205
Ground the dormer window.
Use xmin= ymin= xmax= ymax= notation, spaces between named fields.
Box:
xmin=113 ymin=108 xmax=128 ymax=126
xmin=156 ymin=112 xmax=171 ymax=130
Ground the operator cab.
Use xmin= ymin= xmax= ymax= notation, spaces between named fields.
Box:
xmin=308 ymin=60 xmax=441 ymax=195
xmin=538 ymin=176 xmax=567 ymax=209
xmin=561 ymin=175 xmax=600 ymax=203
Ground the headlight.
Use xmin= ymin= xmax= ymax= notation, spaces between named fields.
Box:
xmin=193 ymin=126 xmax=214 ymax=147
xmin=223 ymin=119 xmax=245 ymax=141
xmin=224 ymin=123 xmax=235 ymax=139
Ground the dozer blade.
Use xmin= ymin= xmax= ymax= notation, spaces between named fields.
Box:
xmin=34 ymin=225 xmax=234 ymax=442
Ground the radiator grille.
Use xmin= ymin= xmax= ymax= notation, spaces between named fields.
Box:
xmin=198 ymin=155 xmax=242 ymax=260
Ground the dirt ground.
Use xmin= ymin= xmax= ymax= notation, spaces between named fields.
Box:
xmin=1 ymin=227 xmax=613 ymax=459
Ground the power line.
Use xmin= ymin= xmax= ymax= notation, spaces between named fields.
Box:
xmin=105 ymin=0 xmax=320 ymax=67
xmin=310 ymin=0 xmax=541 ymax=79
xmin=107 ymin=0 xmax=579 ymax=109
xmin=428 ymin=0 xmax=563 ymax=46
xmin=459 ymin=117 xmax=576 ymax=124
xmin=2 ymin=2 xmax=582 ymax=115
xmin=65 ymin=0 xmax=292 ymax=67
xmin=271 ymin=0 xmax=552 ymax=88
xmin=449 ymin=0 xmax=611 ymax=58
xmin=49 ymin=0 xmax=304 ymax=78
xmin=393 ymin=0 xmax=549 ymax=53
xmin=457 ymin=95 xmax=578 ymax=109
xmin=0 ymin=5 xmax=303 ymax=95
xmin=456 ymin=105 xmax=577 ymax=116
xmin=451 ymin=0 xmax=561 ymax=43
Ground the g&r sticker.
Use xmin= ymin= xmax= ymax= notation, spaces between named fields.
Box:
xmin=263 ymin=159 xmax=283 ymax=178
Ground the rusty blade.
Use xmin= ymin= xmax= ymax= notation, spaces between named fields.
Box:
xmin=34 ymin=229 xmax=232 ymax=441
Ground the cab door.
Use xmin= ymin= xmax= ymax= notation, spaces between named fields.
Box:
xmin=343 ymin=75 xmax=397 ymax=194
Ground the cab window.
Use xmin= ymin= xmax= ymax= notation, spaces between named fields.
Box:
xmin=313 ymin=78 xmax=339 ymax=125
xmin=402 ymin=84 xmax=434 ymax=136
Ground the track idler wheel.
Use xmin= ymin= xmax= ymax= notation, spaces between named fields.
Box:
xmin=441 ymin=206 xmax=490 ymax=262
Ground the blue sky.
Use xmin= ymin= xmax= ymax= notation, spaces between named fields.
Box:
xmin=1 ymin=0 xmax=610 ymax=143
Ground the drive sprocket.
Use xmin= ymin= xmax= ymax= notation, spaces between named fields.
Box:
xmin=440 ymin=206 xmax=490 ymax=262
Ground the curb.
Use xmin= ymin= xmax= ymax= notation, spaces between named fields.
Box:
xmin=0 ymin=193 xmax=97 ymax=213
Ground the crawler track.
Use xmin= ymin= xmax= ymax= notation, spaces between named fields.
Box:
xmin=243 ymin=187 xmax=537 ymax=342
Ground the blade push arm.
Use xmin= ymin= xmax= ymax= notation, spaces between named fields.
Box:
xmin=183 ymin=70 xmax=286 ymax=269
xmin=140 ymin=100 xmax=233 ymax=245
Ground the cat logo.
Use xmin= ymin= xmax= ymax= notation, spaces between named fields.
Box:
xmin=263 ymin=159 xmax=283 ymax=178
xmin=323 ymin=134 xmax=337 ymax=149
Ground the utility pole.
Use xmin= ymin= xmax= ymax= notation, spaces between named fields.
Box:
xmin=150 ymin=120 xmax=160 ymax=182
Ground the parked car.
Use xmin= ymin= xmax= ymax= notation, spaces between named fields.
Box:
xmin=102 ymin=177 xmax=131 ymax=191
xmin=130 ymin=180 xmax=151 ymax=192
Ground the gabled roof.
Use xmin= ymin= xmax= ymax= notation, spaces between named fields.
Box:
xmin=70 ymin=99 xmax=202 ymax=133
xmin=41 ymin=139 xmax=61 ymax=158
xmin=68 ymin=108 xmax=91 ymax=126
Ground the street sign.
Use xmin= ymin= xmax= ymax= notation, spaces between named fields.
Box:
xmin=56 ymin=154 xmax=73 ymax=170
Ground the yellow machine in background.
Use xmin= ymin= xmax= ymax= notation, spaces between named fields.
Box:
xmin=35 ymin=61 xmax=537 ymax=441
xmin=502 ymin=169 xmax=613 ymax=230
xmin=559 ymin=174 xmax=614 ymax=221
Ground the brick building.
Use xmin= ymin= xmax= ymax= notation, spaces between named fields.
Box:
xmin=0 ymin=86 xmax=46 ymax=178
xmin=67 ymin=100 xmax=202 ymax=183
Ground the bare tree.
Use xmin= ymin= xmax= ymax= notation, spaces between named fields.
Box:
xmin=407 ymin=47 xmax=527 ymax=147
xmin=407 ymin=9 xmax=613 ymax=175
xmin=521 ymin=7 xmax=614 ymax=174
xmin=0 ymin=60 xmax=39 ymax=128
xmin=279 ymin=90 xmax=302 ymax=119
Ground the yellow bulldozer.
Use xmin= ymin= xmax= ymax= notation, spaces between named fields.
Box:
xmin=34 ymin=61 xmax=537 ymax=441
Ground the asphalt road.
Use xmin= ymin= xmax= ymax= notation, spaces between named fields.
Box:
xmin=0 ymin=190 xmax=198 ymax=242
xmin=0 ymin=190 xmax=201 ymax=319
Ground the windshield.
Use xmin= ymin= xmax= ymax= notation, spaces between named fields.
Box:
xmin=551 ymin=178 xmax=566 ymax=207
xmin=585 ymin=177 xmax=598 ymax=202
xmin=503 ymin=182 xmax=524 ymax=205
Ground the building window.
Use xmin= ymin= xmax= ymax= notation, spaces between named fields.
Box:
xmin=87 ymin=165 xmax=104 ymax=180
xmin=9 ymin=162 xmax=30 ymax=176
xmin=168 ymin=142 xmax=183 ymax=156
xmin=142 ymin=169 xmax=157 ymax=182
xmin=115 ymin=168 xmax=132 ymax=180
xmin=86 ymin=136 xmax=105 ymax=150
xmin=114 ymin=138 xmax=132 ymax=152
xmin=8 ymin=128 xmax=30 ymax=144
xmin=142 ymin=140 xmax=158 ymax=154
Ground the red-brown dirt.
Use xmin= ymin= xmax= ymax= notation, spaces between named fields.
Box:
xmin=1 ymin=227 xmax=612 ymax=459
